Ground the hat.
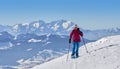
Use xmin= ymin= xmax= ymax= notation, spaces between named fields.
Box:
xmin=75 ymin=24 xmax=78 ymax=28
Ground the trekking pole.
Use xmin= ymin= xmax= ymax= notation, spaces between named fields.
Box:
xmin=82 ymin=37 xmax=89 ymax=53
xmin=66 ymin=43 xmax=71 ymax=61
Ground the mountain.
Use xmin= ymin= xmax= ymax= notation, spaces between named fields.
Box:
xmin=0 ymin=20 xmax=119 ymax=40
xmin=10 ymin=20 xmax=74 ymax=35
xmin=31 ymin=35 xmax=120 ymax=69
xmin=81 ymin=28 xmax=120 ymax=40
xmin=0 ymin=33 xmax=92 ymax=69
xmin=0 ymin=31 xmax=14 ymax=50
xmin=0 ymin=31 xmax=14 ymax=42
xmin=0 ymin=25 xmax=11 ymax=32
xmin=0 ymin=20 xmax=120 ymax=40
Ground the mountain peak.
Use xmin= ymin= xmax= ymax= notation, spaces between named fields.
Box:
xmin=10 ymin=20 xmax=75 ymax=35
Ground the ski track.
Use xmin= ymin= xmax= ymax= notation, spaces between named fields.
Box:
xmin=90 ymin=44 xmax=119 ymax=53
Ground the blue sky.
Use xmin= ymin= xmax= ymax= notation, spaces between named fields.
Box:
xmin=0 ymin=0 xmax=120 ymax=29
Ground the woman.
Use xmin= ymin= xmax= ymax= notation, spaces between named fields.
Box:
xmin=69 ymin=24 xmax=83 ymax=58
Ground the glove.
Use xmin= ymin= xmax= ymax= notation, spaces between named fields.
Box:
xmin=69 ymin=39 xmax=71 ymax=43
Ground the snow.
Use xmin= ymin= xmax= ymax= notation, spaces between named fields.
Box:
xmin=51 ymin=23 xmax=59 ymax=31
xmin=42 ymin=42 xmax=51 ymax=46
xmin=22 ymin=23 xmax=29 ymax=26
xmin=17 ymin=43 xmax=21 ymax=45
xmin=31 ymin=35 xmax=120 ymax=69
xmin=18 ymin=58 xmax=36 ymax=66
xmin=67 ymin=25 xmax=74 ymax=31
xmin=62 ymin=21 xmax=71 ymax=29
xmin=0 ymin=42 xmax=13 ymax=50
xmin=13 ymin=25 xmax=18 ymax=31
xmin=46 ymin=33 xmax=51 ymax=37
xmin=17 ymin=59 xmax=24 ymax=64
xmin=28 ymin=38 xmax=42 ymax=43
xmin=14 ymin=36 xmax=17 ymax=40
xmin=33 ymin=23 xmax=40 ymax=28
xmin=27 ymin=48 xmax=32 ymax=51
xmin=36 ymin=49 xmax=64 ymax=59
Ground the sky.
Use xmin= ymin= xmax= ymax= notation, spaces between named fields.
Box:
xmin=0 ymin=0 xmax=120 ymax=30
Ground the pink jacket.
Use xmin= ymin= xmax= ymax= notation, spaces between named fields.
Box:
xmin=70 ymin=28 xmax=83 ymax=42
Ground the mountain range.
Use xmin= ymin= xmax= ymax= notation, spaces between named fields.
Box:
xmin=0 ymin=20 xmax=120 ymax=69
xmin=0 ymin=19 xmax=120 ymax=40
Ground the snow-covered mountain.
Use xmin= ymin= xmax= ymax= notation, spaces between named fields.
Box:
xmin=31 ymin=35 xmax=120 ymax=69
xmin=0 ymin=32 xmax=91 ymax=69
xmin=82 ymin=28 xmax=120 ymax=40
xmin=10 ymin=20 xmax=74 ymax=35
xmin=0 ymin=20 xmax=120 ymax=40
xmin=0 ymin=25 xmax=11 ymax=32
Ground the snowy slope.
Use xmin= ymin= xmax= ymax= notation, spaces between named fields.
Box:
xmin=31 ymin=35 xmax=120 ymax=69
